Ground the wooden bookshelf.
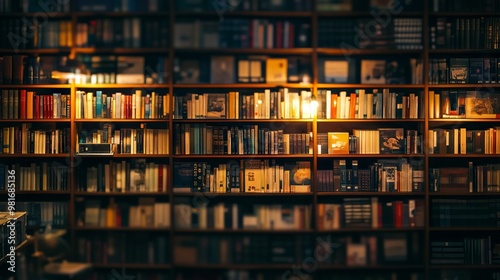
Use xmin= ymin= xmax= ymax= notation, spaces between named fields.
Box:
xmin=1 ymin=0 xmax=499 ymax=279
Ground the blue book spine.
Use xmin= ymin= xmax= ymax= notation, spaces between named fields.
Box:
xmin=96 ymin=91 xmax=102 ymax=118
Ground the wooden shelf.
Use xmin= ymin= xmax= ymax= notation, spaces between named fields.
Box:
xmin=175 ymin=48 xmax=313 ymax=55
xmin=73 ymin=47 xmax=168 ymax=54
xmin=316 ymin=48 xmax=423 ymax=55
xmin=317 ymin=11 xmax=423 ymax=17
xmin=430 ymin=192 xmax=500 ymax=197
xmin=0 ymin=48 xmax=71 ymax=54
xmin=0 ymin=12 xmax=71 ymax=18
xmin=74 ymin=11 xmax=169 ymax=17
xmin=428 ymin=154 xmax=500 ymax=158
xmin=317 ymin=118 xmax=424 ymax=123
xmin=173 ymin=118 xmax=313 ymax=123
xmin=173 ymin=192 xmax=312 ymax=197
xmin=174 ymin=229 xmax=313 ymax=234
xmin=92 ymin=263 xmax=171 ymax=269
xmin=429 ymin=227 xmax=500 ymax=232
xmin=174 ymin=11 xmax=313 ymax=17
xmin=173 ymin=154 xmax=313 ymax=159
xmin=429 ymin=265 xmax=500 ymax=270
xmin=317 ymin=83 xmax=425 ymax=89
xmin=429 ymin=118 xmax=500 ymax=123
xmin=318 ymin=264 xmax=424 ymax=270
xmin=0 ymin=84 xmax=71 ymax=89
xmin=174 ymin=264 xmax=301 ymax=270
xmin=0 ymin=154 xmax=70 ymax=158
xmin=317 ymin=192 xmax=425 ymax=196
xmin=428 ymin=83 xmax=500 ymax=88
xmin=75 ymin=227 xmax=170 ymax=231
xmin=75 ymin=83 xmax=169 ymax=89
xmin=317 ymin=154 xmax=425 ymax=158
xmin=75 ymin=119 xmax=168 ymax=123
xmin=173 ymin=83 xmax=313 ymax=88
xmin=317 ymin=227 xmax=425 ymax=232
xmin=0 ymin=119 xmax=70 ymax=123
xmin=0 ymin=191 xmax=70 ymax=195
xmin=429 ymin=49 xmax=500 ymax=54
xmin=76 ymin=154 xmax=169 ymax=158
xmin=75 ymin=192 xmax=168 ymax=196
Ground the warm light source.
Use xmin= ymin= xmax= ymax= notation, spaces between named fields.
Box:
xmin=310 ymin=96 xmax=319 ymax=118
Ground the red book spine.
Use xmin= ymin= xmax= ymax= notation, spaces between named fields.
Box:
xmin=50 ymin=95 xmax=53 ymax=118
xmin=276 ymin=21 xmax=283 ymax=48
xmin=43 ymin=96 xmax=48 ymax=119
xmin=394 ymin=201 xmax=403 ymax=227
xmin=20 ymin=89 xmax=26 ymax=119
xmin=35 ymin=95 xmax=40 ymax=119
xmin=249 ymin=20 xmax=254 ymax=48
xmin=289 ymin=22 xmax=294 ymax=48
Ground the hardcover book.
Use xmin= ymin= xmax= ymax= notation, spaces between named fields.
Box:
xmin=266 ymin=58 xmax=288 ymax=83
xmin=360 ymin=60 xmax=386 ymax=84
xmin=465 ymin=91 xmax=500 ymax=118
xmin=379 ymin=128 xmax=404 ymax=154
xmin=210 ymin=56 xmax=235 ymax=84
xmin=449 ymin=58 xmax=469 ymax=83
xmin=327 ymin=132 xmax=349 ymax=154
xmin=206 ymin=94 xmax=226 ymax=119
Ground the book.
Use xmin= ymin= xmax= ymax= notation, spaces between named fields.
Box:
xmin=379 ymin=128 xmax=405 ymax=154
xmin=206 ymin=94 xmax=226 ymax=119
xmin=361 ymin=60 xmax=386 ymax=84
xmin=327 ymin=132 xmax=349 ymax=154
xmin=465 ymin=91 xmax=500 ymax=118
xmin=266 ymin=58 xmax=288 ymax=83
xmin=210 ymin=56 xmax=235 ymax=83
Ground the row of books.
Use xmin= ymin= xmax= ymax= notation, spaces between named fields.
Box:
xmin=319 ymin=58 xmax=424 ymax=85
xmin=317 ymin=129 xmax=422 ymax=155
xmin=174 ymin=235 xmax=312 ymax=265
xmin=173 ymin=160 xmax=311 ymax=193
xmin=77 ymin=159 xmax=168 ymax=193
xmin=431 ymin=237 xmax=500 ymax=265
xmin=0 ymin=0 xmax=70 ymax=12
xmin=173 ymin=89 xmax=313 ymax=119
xmin=0 ymin=163 xmax=69 ymax=191
xmin=428 ymin=128 xmax=500 ymax=155
xmin=78 ymin=126 xmax=169 ymax=155
xmin=1 ymin=90 xmax=70 ymax=119
xmin=76 ymin=233 xmax=169 ymax=264
xmin=1 ymin=126 xmax=71 ymax=154
xmin=431 ymin=198 xmax=500 ymax=227
xmin=0 ymin=55 xmax=67 ymax=85
xmin=431 ymin=0 xmax=500 ymax=12
xmin=316 ymin=89 xmax=422 ymax=119
xmin=75 ymin=18 xmax=169 ymax=48
xmin=317 ymin=159 xmax=424 ymax=192
xmin=318 ymin=199 xmax=424 ymax=230
xmin=174 ymin=20 xmax=310 ymax=49
xmin=0 ymin=202 xmax=68 ymax=227
xmin=429 ymin=57 xmax=500 ymax=84
xmin=430 ymin=17 xmax=500 ymax=50
xmin=0 ymin=212 xmax=27 ymax=261
xmin=429 ymin=164 xmax=500 ymax=193
xmin=81 ymin=199 xmax=170 ymax=228
xmin=0 ymin=19 xmax=72 ymax=49
xmin=174 ymin=124 xmax=312 ymax=155
xmin=174 ymin=203 xmax=311 ymax=230
xmin=316 ymin=0 xmax=422 ymax=12
xmin=176 ymin=0 xmax=311 ymax=11
xmin=75 ymin=90 xmax=169 ymax=119
xmin=75 ymin=55 xmax=169 ymax=84
xmin=77 ymin=0 xmax=166 ymax=12
xmin=89 ymin=272 xmax=167 ymax=280
xmin=176 ymin=56 xmax=310 ymax=84
xmin=431 ymin=90 xmax=499 ymax=119
xmin=318 ymin=18 xmax=423 ymax=49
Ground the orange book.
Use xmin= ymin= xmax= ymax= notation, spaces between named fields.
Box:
xmin=331 ymin=94 xmax=337 ymax=119
xmin=349 ymin=93 xmax=356 ymax=118
xmin=327 ymin=132 xmax=349 ymax=154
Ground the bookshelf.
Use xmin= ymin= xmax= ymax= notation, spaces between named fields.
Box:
xmin=1 ymin=0 xmax=500 ymax=279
